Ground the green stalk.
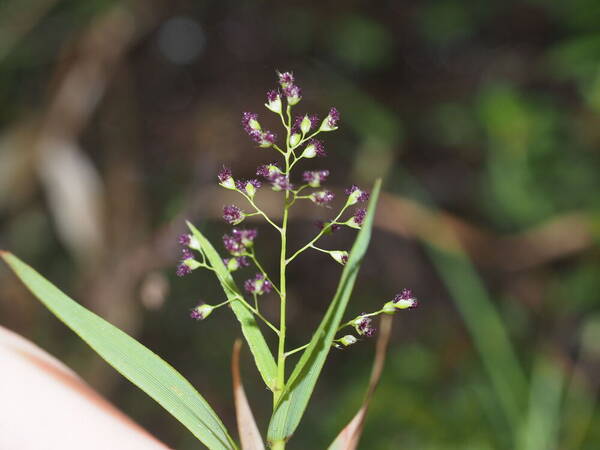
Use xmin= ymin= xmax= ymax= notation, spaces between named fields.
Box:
xmin=271 ymin=440 xmax=285 ymax=450
xmin=274 ymin=105 xmax=292 ymax=409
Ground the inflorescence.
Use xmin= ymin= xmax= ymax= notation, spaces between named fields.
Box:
xmin=176 ymin=70 xmax=418 ymax=347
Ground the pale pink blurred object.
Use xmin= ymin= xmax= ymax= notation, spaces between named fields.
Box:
xmin=0 ymin=325 xmax=170 ymax=449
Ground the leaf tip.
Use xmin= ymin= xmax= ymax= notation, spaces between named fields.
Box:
xmin=185 ymin=220 xmax=198 ymax=234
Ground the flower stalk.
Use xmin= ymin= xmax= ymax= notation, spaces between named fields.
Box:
xmin=175 ymin=71 xmax=419 ymax=449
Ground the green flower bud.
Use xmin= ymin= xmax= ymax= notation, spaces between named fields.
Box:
xmin=265 ymin=90 xmax=282 ymax=114
xmin=289 ymin=132 xmax=301 ymax=147
xmin=188 ymin=236 xmax=202 ymax=252
xmin=190 ymin=304 xmax=214 ymax=320
xmin=330 ymin=250 xmax=349 ymax=265
xmin=339 ymin=335 xmax=358 ymax=347
xmin=300 ymin=115 xmax=312 ymax=134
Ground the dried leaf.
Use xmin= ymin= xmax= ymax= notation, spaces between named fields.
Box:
xmin=232 ymin=340 xmax=265 ymax=450
xmin=328 ymin=315 xmax=393 ymax=450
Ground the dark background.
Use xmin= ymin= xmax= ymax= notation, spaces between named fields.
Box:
xmin=1 ymin=0 xmax=599 ymax=448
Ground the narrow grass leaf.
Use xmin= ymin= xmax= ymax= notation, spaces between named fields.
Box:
xmin=517 ymin=354 xmax=565 ymax=450
xmin=426 ymin=247 xmax=528 ymax=434
xmin=328 ymin=314 xmax=393 ymax=450
xmin=232 ymin=339 xmax=266 ymax=450
xmin=0 ymin=251 xmax=237 ymax=450
xmin=187 ymin=222 xmax=277 ymax=390
xmin=267 ymin=179 xmax=382 ymax=445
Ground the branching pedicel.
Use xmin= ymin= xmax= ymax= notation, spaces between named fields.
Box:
xmin=177 ymin=71 xmax=418 ymax=445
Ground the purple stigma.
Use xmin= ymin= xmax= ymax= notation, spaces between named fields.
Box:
xmin=223 ymin=205 xmax=243 ymax=225
xmin=232 ymin=228 xmax=258 ymax=244
xmin=244 ymin=273 xmax=272 ymax=295
xmin=278 ymin=71 xmax=294 ymax=86
xmin=303 ymin=169 xmax=330 ymax=187
xmin=283 ymin=84 xmax=301 ymax=100
xmin=345 ymin=185 xmax=370 ymax=202
xmin=309 ymin=139 xmax=326 ymax=157
xmin=235 ymin=179 xmax=262 ymax=191
xmin=261 ymin=130 xmax=276 ymax=146
xmin=353 ymin=208 xmax=367 ymax=226
xmin=395 ymin=288 xmax=414 ymax=302
xmin=271 ymin=174 xmax=293 ymax=191
xmin=223 ymin=234 xmax=244 ymax=255
xmin=241 ymin=112 xmax=259 ymax=133
xmin=311 ymin=190 xmax=335 ymax=206
xmin=266 ymin=89 xmax=280 ymax=103
xmin=393 ymin=289 xmax=418 ymax=309
xmin=190 ymin=309 xmax=203 ymax=320
xmin=218 ymin=166 xmax=232 ymax=183
xmin=316 ymin=221 xmax=341 ymax=233
xmin=176 ymin=263 xmax=192 ymax=277
xmin=327 ymin=107 xmax=340 ymax=128
xmin=356 ymin=316 xmax=375 ymax=337
xmin=256 ymin=163 xmax=280 ymax=179
xmin=182 ymin=248 xmax=194 ymax=260
xmin=178 ymin=234 xmax=191 ymax=246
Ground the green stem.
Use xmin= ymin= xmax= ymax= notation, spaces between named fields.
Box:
xmin=271 ymin=440 xmax=286 ymax=450
xmin=240 ymin=192 xmax=281 ymax=231
xmin=274 ymin=106 xmax=292 ymax=405
xmin=286 ymin=203 xmax=351 ymax=264
xmin=248 ymin=251 xmax=281 ymax=295
xmin=272 ymin=143 xmax=286 ymax=156
xmin=234 ymin=294 xmax=280 ymax=335
xmin=284 ymin=343 xmax=310 ymax=358
xmin=309 ymin=244 xmax=331 ymax=255
xmin=336 ymin=309 xmax=385 ymax=332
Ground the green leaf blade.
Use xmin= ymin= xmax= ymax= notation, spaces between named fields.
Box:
xmin=267 ymin=179 xmax=382 ymax=445
xmin=1 ymin=251 xmax=237 ymax=450
xmin=187 ymin=223 xmax=277 ymax=390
